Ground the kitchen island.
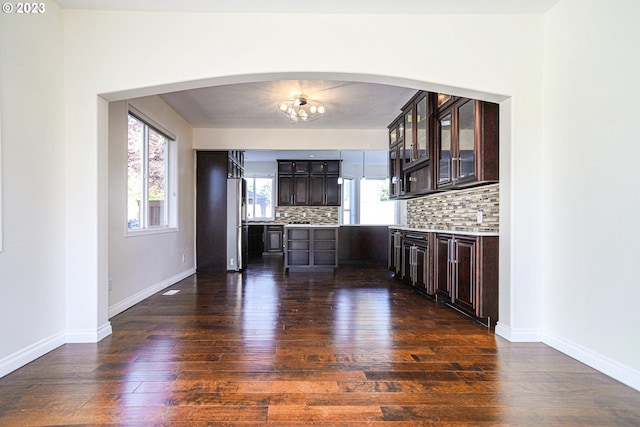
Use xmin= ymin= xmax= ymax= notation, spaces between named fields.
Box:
xmin=284 ymin=224 xmax=338 ymax=273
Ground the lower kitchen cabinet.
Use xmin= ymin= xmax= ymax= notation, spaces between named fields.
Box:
xmin=285 ymin=226 xmax=338 ymax=272
xmin=388 ymin=229 xmax=403 ymax=276
xmin=264 ymin=225 xmax=284 ymax=254
xmin=401 ymin=232 xmax=432 ymax=294
xmin=434 ymin=233 xmax=499 ymax=326
xmin=389 ymin=227 xmax=498 ymax=327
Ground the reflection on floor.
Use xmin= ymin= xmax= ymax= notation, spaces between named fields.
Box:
xmin=0 ymin=257 xmax=639 ymax=425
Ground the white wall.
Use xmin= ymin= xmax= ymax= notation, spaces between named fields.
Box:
xmin=541 ymin=0 xmax=640 ymax=389
xmin=108 ymin=96 xmax=195 ymax=317
xmin=194 ymin=128 xmax=387 ymax=151
xmin=0 ymin=1 xmax=67 ymax=375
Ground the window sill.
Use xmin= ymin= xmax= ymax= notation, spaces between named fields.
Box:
xmin=125 ymin=227 xmax=178 ymax=238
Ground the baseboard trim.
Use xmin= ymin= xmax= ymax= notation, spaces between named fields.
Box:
xmin=66 ymin=321 xmax=113 ymax=343
xmin=495 ymin=322 xmax=543 ymax=342
xmin=543 ymin=331 xmax=640 ymax=392
xmin=108 ymin=268 xmax=196 ymax=318
xmin=0 ymin=331 xmax=66 ymax=379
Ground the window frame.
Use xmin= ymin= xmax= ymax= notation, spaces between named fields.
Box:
xmin=245 ymin=174 xmax=275 ymax=221
xmin=126 ymin=106 xmax=178 ymax=237
xmin=358 ymin=176 xmax=396 ymax=225
xmin=340 ymin=176 xmax=355 ymax=225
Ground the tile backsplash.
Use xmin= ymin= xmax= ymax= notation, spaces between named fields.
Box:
xmin=263 ymin=206 xmax=339 ymax=225
xmin=406 ymin=183 xmax=499 ymax=232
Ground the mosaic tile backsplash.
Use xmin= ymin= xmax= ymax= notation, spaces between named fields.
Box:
xmin=406 ymin=184 xmax=499 ymax=232
xmin=266 ymin=206 xmax=340 ymax=225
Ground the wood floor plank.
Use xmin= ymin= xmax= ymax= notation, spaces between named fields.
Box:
xmin=1 ymin=260 xmax=639 ymax=426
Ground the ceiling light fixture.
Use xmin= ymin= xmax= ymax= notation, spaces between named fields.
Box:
xmin=278 ymin=95 xmax=327 ymax=123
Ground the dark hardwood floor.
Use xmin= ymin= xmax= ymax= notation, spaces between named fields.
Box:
xmin=1 ymin=257 xmax=639 ymax=426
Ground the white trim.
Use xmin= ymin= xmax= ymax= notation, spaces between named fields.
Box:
xmin=495 ymin=322 xmax=543 ymax=342
xmin=543 ymin=331 xmax=640 ymax=392
xmin=66 ymin=322 xmax=113 ymax=343
xmin=108 ymin=267 xmax=196 ymax=318
xmin=0 ymin=331 xmax=67 ymax=378
xmin=125 ymin=226 xmax=178 ymax=238
xmin=127 ymin=104 xmax=177 ymax=141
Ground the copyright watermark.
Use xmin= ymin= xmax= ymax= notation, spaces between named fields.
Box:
xmin=2 ymin=3 xmax=46 ymax=13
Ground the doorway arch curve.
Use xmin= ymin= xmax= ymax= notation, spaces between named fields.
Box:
xmin=100 ymin=70 xmax=513 ymax=341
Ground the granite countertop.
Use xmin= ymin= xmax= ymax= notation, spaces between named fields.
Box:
xmin=389 ymin=225 xmax=499 ymax=237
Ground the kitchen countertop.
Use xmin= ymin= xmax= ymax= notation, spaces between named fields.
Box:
xmin=284 ymin=224 xmax=340 ymax=228
xmin=389 ymin=225 xmax=499 ymax=237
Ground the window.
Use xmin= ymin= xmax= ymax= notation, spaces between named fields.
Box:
xmin=341 ymin=178 xmax=354 ymax=224
xmin=246 ymin=176 xmax=274 ymax=220
xmin=359 ymin=178 xmax=395 ymax=224
xmin=127 ymin=112 xmax=176 ymax=232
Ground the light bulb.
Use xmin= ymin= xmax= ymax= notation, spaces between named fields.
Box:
xmin=318 ymin=105 xmax=326 ymax=114
xmin=310 ymin=105 xmax=317 ymax=114
xmin=279 ymin=102 xmax=288 ymax=111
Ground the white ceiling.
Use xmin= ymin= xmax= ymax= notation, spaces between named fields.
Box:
xmin=56 ymin=0 xmax=560 ymax=14
xmin=160 ymin=80 xmax=417 ymax=130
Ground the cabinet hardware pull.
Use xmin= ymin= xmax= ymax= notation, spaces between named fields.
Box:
xmin=406 ymin=234 xmax=425 ymax=240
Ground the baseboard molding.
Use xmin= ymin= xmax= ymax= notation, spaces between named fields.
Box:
xmin=66 ymin=321 xmax=113 ymax=343
xmin=108 ymin=268 xmax=196 ymax=318
xmin=0 ymin=331 xmax=66 ymax=379
xmin=543 ymin=331 xmax=640 ymax=392
xmin=495 ymin=322 xmax=543 ymax=342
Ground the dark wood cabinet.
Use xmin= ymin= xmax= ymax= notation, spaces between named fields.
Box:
xmin=389 ymin=92 xmax=434 ymax=199
xmin=390 ymin=228 xmax=498 ymax=326
xmin=264 ymin=225 xmax=284 ymax=254
xmin=278 ymin=160 xmax=341 ymax=206
xmin=436 ymin=98 xmax=498 ymax=189
xmin=401 ymin=232 xmax=431 ymax=294
xmin=434 ymin=234 xmax=452 ymax=299
xmin=388 ymin=117 xmax=404 ymax=198
xmin=278 ymin=174 xmax=308 ymax=206
xmin=434 ymin=233 xmax=499 ymax=326
xmin=309 ymin=161 xmax=341 ymax=206
xmin=388 ymin=229 xmax=403 ymax=276
xmin=196 ymin=151 xmax=233 ymax=272
xmin=227 ymin=150 xmax=244 ymax=178
xmin=388 ymin=91 xmax=498 ymax=198
xmin=285 ymin=226 xmax=338 ymax=272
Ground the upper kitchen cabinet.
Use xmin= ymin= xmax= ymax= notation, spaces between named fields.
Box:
xmin=277 ymin=161 xmax=309 ymax=206
xmin=389 ymin=91 xmax=434 ymax=198
xmin=278 ymin=160 xmax=341 ymax=206
xmin=227 ymin=150 xmax=244 ymax=178
xmin=388 ymin=115 xmax=404 ymax=198
xmin=436 ymin=98 xmax=499 ymax=189
xmin=309 ymin=160 xmax=341 ymax=206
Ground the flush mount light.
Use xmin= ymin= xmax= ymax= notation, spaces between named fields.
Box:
xmin=278 ymin=95 xmax=327 ymax=123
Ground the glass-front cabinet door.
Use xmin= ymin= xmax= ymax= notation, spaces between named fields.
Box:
xmin=457 ymin=99 xmax=477 ymax=181
xmin=389 ymin=123 xmax=397 ymax=147
xmin=415 ymin=95 xmax=429 ymax=162
xmin=404 ymin=107 xmax=414 ymax=164
xmin=438 ymin=112 xmax=453 ymax=186
xmin=389 ymin=144 xmax=398 ymax=197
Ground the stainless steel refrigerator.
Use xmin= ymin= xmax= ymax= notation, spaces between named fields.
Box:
xmin=226 ymin=178 xmax=248 ymax=271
